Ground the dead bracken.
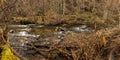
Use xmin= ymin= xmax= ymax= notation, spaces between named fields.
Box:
xmin=0 ymin=0 xmax=120 ymax=60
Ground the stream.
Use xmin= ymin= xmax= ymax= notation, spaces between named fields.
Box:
xmin=7 ymin=24 xmax=92 ymax=60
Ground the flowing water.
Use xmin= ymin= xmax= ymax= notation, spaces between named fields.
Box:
xmin=7 ymin=24 xmax=92 ymax=60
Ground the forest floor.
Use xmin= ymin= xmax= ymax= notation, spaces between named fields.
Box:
xmin=0 ymin=19 xmax=120 ymax=60
xmin=0 ymin=0 xmax=120 ymax=60
xmin=0 ymin=10 xmax=119 ymax=59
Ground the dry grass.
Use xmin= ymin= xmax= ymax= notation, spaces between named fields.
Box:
xmin=45 ymin=24 xmax=120 ymax=60
xmin=0 ymin=0 xmax=120 ymax=60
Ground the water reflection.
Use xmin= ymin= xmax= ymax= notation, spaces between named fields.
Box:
xmin=8 ymin=24 xmax=91 ymax=60
xmin=8 ymin=24 xmax=91 ymax=46
xmin=68 ymin=25 xmax=89 ymax=32
xmin=8 ymin=28 xmax=38 ymax=37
